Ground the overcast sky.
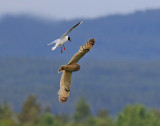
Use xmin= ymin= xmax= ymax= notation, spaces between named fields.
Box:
xmin=1 ymin=0 xmax=160 ymax=20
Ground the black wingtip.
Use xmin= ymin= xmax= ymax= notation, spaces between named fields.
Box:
xmin=79 ymin=21 xmax=83 ymax=24
xmin=77 ymin=21 xmax=83 ymax=26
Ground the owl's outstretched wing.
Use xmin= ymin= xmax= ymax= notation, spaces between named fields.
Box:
xmin=58 ymin=71 xmax=72 ymax=103
xmin=58 ymin=38 xmax=95 ymax=103
xmin=67 ymin=38 xmax=95 ymax=65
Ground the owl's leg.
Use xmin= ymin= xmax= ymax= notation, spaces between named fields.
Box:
xmin=63 ymin=45 xmax=66 ymax=51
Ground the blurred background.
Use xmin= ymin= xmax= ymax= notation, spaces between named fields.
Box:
xmin=1 ymin=0 xmax=160 ymax=125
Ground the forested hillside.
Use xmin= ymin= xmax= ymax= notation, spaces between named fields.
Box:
xmin=0 ymin=9 xmax=160 ymax=60
xmin=0 ymin=57 xmax=160 ymax=115
xmin=1 ymin=8 xmax=160 ymax=117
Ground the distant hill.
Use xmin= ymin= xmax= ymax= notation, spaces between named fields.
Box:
xmin=0 ymin=9 xmax=160 ymax=60
xmin=1 ymin=57 xmax=160 ymax=115
xmin=1 ymin=9 xmax=160 ymax=115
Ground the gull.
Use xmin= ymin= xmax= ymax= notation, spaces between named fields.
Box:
xmin=58 ymin=38 xmax=95 ymax=103
xmin=47 ymin=21 xmax=83 ymax=53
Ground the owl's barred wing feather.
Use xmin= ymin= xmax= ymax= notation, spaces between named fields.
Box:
xmin=68 ymin=38 xmax=95 ymax=65
xmin=58 ymin=38 xmax=95 ymax=103
xmin=58 ymin=71 xmax=72 ymax=103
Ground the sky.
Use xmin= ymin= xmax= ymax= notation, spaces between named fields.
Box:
xmin=1 ymin=0 xmax=160 ymax=20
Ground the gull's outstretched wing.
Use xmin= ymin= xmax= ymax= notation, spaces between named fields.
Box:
xmin=58 ymin=38 xmax=95 ymax=103
xmin=60 ymin=21 xmax=83 ymax=39
xmin=67 ymin=38 xmax=95 ymax=65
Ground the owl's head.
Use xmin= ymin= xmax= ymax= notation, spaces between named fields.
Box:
xmin=58 ymin=87 xmax=70 ymax=103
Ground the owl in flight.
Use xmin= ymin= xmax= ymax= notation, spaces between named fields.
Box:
xmin=58 ymin=38 xmax=95 ymax=103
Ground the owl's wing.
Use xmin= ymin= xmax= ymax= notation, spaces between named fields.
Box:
xmin=58 ymin=71 xmax=72 ymax=103
xmin=58 ymin=38 xmax=95 ymax=103
xmin=67 ymin=38 xmax=95 ymax=65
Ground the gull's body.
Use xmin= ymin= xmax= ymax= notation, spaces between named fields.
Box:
xmin=47 ymin=21 xmax=83 ymax=53
xmin=51 ymin=36 xmax=68 ymax=51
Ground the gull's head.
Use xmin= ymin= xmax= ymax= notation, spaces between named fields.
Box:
xmin=68 ymin=36 xmax=71 ymax=42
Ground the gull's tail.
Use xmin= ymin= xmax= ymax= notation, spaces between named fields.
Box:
xmin=47 ymin=39 xmax=59 ymax=46
xmin=52 ymin=45 xmax=57 ymax=51
xmin=47 ymin=41 xmax=56 ymax=46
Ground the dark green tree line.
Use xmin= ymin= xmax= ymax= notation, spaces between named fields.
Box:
xmin=0 ymin=95 xmax=160 ymax=126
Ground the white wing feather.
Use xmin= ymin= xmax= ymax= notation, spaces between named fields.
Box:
xmin=47 ymin=39 xmax=60 ymax=46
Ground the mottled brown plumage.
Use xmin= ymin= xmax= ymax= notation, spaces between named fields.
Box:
xmin=58 ymin=38 xmax=95 ymax=103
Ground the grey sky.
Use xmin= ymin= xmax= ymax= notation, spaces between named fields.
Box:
xmin=1 ymin=0 xmax=160 ymax=20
